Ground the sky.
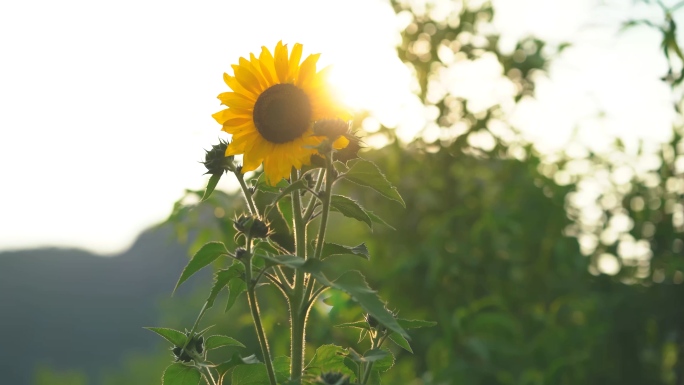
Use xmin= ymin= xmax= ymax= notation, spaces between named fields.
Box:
xmin=0 ymin=0 xmax=679 ymax=254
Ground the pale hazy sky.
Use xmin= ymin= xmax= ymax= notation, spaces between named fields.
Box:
xmin=0 ymin=0 xmax=678 ymax=254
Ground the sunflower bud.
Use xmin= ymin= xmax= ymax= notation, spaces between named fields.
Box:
xmin=202 ymin=139 xmax=235 ymax=175
xmin=234 ymin=247 xmax=248 ymax=260
xmin=316 ymin=372 xmax=350 ymax=385
xmin=171 ymin=333 xmax=205 ymax=363
xmin=233 ymin=214 xmax=271 ymax=239
xmin=313 ymin=119 xmax=350 ymax=140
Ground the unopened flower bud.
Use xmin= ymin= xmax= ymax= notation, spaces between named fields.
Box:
xmin=234 ymin=247 xmax=248 ymax=260
xmin=233 ymin=214 xmax=271 ymax=239
xmin=202 ymin=139 xmax=235 ymax=175
xmin=313 ymin=119 xmax=350 ymax=140
xmin=316 ymin=372 xmax=349 ymax=385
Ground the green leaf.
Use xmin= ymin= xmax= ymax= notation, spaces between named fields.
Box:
xmin=365 ymin=211 xmax=396 ymax=230
xmin=321 ymin=242 xmax=370 ymax=260
xmin=254 ymin=253 xmax=333 ymax=287
xmin=145 ymin=327 xmax=186 ymax=347
xmin=174 ymin=242 xmax=228 ymax=293
xmin=216 ymin=353 xmax=260 ymax=377
xmin=388 ymin=332 xmax=413 ymax=353
xmin=362 ymin=349 xmax=389 ymax=363
xmin=331 ymin=271 xmax=409 ymax=338
xmin=231 ymin=363 xmax=269 ymax=385
xmin=334 ymin=320 xmax=370 ymax=330
xmin=342 ymin=159 xmax=405 ymax=207
xmin=273 ymin=356 xmax=291 ymax=383
xmin=255 ymin=172 xmax=289 ymax=193
xmin=205 ymin=335 xmax=245 ymax=350
xmin=367 ymin=349 xmax=395 ymax=384
xmin=330 ymin=195 xmax=372 ymax=228
xmin=225 ymin=277 xmax=247 ymax=312
xmin=372 ymin=349 xmax=394 ymax=372
xmin=333 ymin=161 xmax=349 ymax=173
xmin=277 ymin=195 xmax=293 ymax=232
xmin=207 ymin=263 xmax=244 ymax=309
xmin=201 ymin=173 xmax=222 ymax=202
xmin=162 ymin=363 xmax=201 ymax=385
xmin=396 ymin=319 xmax=437 ymax=329
xmin=306 ymin=344 xmax=355 ymax=379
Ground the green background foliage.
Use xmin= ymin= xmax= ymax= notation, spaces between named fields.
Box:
xmin=3 ymin=0 xmax=684 ymax=384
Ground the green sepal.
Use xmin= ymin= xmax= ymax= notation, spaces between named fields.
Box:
xmin=321 ymin=242 xmax=370 ymax=260
xmin=174 ymin=242 xmax=228 ymax=293
xmin=341 ymin=159 xmax=405 ymax=207
xmin=201 ymin=173 xmax=222 ymax=202
xmin=205 ymin=335 xmax=245 ymax=350
xmin=145 ymin=327 xmax=186 ymax=347
xmin=162 ymin=363 xmax=201 ymax=385
xmin=330 ymin=195 xmax=372 ymax=228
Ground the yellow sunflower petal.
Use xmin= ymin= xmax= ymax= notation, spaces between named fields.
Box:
xmin=217 ymin=92 xmax=254 ymax=110
xmin=296 ymin=53 xmax=320 ymax=88
xmin=223 ymin=73 xmax=257 ymax=100
xmin=232 ymin=64 xmax=262 ymax=95
xmin=258 ymin=46 xmax=277 ymax=85
xmin=242 ymin=137 xmax=272 ymax=172
xmin=333 ymin=136 xmax=350 ymax=149
xmin=288 ymin=43 xmax=303 ymax=80
xmin=274 ymin=41 xmax=289 ymax=83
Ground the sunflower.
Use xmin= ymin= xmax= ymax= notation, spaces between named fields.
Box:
xmin=212 ymin=41 xmax=351 ymax=185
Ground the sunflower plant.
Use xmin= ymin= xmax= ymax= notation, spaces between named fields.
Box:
xmin=149 ymin=42 xmax=434 ymax=385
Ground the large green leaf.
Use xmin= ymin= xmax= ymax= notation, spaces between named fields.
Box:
xmin=174 ymin=242 xmax=228 ymax=293
xmin=331 ymin=271 xmax=408 ymax=338
xmin=201 ymin=173 xmax=222 ymax=202
xmin=231 ymin=363 xmax=269 ymax=385
xmin=216 ymin=353 xmax=260 ymax=377
xmin=205 ymin=335 xmax=245 ymax=350
xmin=388 ymin=332 xmax=413 ymax=353
xmin=254 ymin=255 xmax=409 ymax=339
xmin=342 ymin=159 xmax=405 ymax=207
xmin=225 ymin=277 xmax=247 ymax=312
xmin=273 ymin=356 xmax=291 ymax=383
xmin=330 ymin=195 xmax=372 ymax=228
xmin=306 ymin=344 xmax=356 ymax=379
xmin=321 ymin=242 xmax=370 ymax=260
xmin=145 ymin=327 xmax=186 ymax=347
xmin=365 ymin=211 xmax=396 ymax=230
xmin=254 ymin=253 xmax=333 ymax=286
xmin=162 ymin=363 xmax=201 ymax=385
xmin=206 ymin=263 xmax=244 ymax=309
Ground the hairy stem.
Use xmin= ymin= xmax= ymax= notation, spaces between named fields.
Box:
xmin=290 ymin=169 xmax=307 ymax=381
xmin=235 ymin=170 xmax=258 ymax=215
xmin=245 ymin=239 xmax=277 ymax=385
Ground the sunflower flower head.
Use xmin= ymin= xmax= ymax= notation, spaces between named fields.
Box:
xmin=212 ymin=41 xmax=351 ymax=185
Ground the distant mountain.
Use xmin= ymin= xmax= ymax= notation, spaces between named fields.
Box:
xmin=0 ymin=226 xmax=203 ymax=385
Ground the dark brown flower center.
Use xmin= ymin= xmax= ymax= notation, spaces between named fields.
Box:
xmin=253 ymin=83 xmax=311 ymax=144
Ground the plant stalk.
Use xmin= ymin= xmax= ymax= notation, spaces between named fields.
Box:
xmin=245 ymin=238 xmax=278 ymax=385
xmin=290 ymin=169 xmax=307 ymax=381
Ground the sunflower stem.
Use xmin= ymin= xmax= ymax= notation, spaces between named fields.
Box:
xmin=244 ymin=237 xmax=278 ymax=385
xmin=303 ymin=169 xmax=324 ymax=222
xmin=235 ymin=170 xmax=259 ymax=216
xmin=290 ymin=168 xmax=307 ymax=382
xmin=304 ymin=150 xmax=335 ymax=303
